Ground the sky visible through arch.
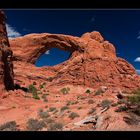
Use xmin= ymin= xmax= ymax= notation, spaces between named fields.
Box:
xmin=4 ymin=9 xmax=140 ymax=74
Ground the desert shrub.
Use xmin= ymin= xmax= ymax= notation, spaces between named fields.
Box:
xmin=49 ymin=107 xmax=56 ymax=112
xmin=85 ymin=89 xmax=91 ymax=94
xmin=60 ymin=106 xmax=69 ymax=112
xmin=124 ymin=88 xmax=140 ymax=116
xmin=69 ymin=112 xmax=80 ymax=119
xmin=128 ymin=94 xmax=140 ymax=106
xmin=66 ymin=101 xmax=71 ymax=106
xmin=33 ymin=81 xmax=37 ymax=85
xmin=100 ymin=99 xmax=112 ymax=109
xmin=77 ymin=106 xmax=82 ymax=110
xmin=67 ymin=100 xmax=79 ymax=106
xmin=46 ymin=77 xmax=53 ymax=82
xmin=38 ymin=109 xmax=50 ymax=119
xmin=94 ymin=89 xmax=102 ymax=96
xmin=60 ymin=87 xmax=70 ymax=95
xmin=27 ymin=84 xmax=40 ymax=100
xmin=28 ymin=84 xmax=37 ymax=94
xmin=133 ymin=108 xmax=140 ymax=116
xmin=0 ymin=121 xmax=17 ymax=131
xmin=88 ymin=108 xmax=96 ymax=115
xmin=88 ymin=99 xmax=94 ymax=104
xmin=123 ymin=116 xmax=139 ymax=125
xmin=48 ymin=122 xmax=63 ymax=131
xmin=115 ymin=106 xmax=128 ymax=112
xmin=37 ymin=91 xmax=42 ymax=94
xmin=26 ymin=118 xmax=46 ymax=131
xmin=39 ymin=82 xmax=46 ymax=89
xmin=32 ymin=93 xmax=40 ymax=100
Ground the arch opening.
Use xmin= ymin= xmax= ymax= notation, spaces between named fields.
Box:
xmin=35 ymin=47 xmax=71 ymax=67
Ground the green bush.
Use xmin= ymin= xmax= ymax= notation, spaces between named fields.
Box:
xmin=32 ymin=93 xmax=40 ymax=100
xmin=69 ymin=112 xmax=80 ymax=119
xmin=26 ymin=118 xmax=46 ymax=131
xmin=27 ymin=84 xmax=40 ymax=100
xmin=49 ymin=107 xmax=56 ymax=112
xmin=37 ymin=91 xmax=42 ymax=94
xmin=0 ymin=121 xmax=17 ymax=131
xmin=33 ymin=81 xmax=37 ymax=85
xmin=46 ymin=77 xmax=53 ymax=82
xmin=60 ymin=106 xmax=69 ymax=112
xmin=100 ymin=100 xmax=112 ymax=109
xmin=115 ymin=106 xmax=128 ymax=112
xmin=28 ymin=84 xmax=37 ymax=94
xmin=38 ymin=109 xmax=50 ymax=119
xmin=77 ymin=106 xmax=82 ymax=110
xmin=128 ymin=95 xmax=140 ymax=106
xmin=85 ymin=89 xmax=91 ymax=94
xmin=48 ymin=122 xmax=63 ymax=131
xmin=39 ymin=82 xmax=46 ymax=89
xmin=133 ymin=108 xmax=140 ymax=116
xmin=127 ymin=88 xmax=140 ymax=116
xmin=60 ymin=87 xmax=70 ymax=95
xmin=88 ymin=99 xmax=94 ymax=104
xmin=94 ymin=89 xmax=102 ymax=96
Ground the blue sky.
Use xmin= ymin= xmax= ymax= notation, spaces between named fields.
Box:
xmin=4 ymin=10 xmax=140 ymax=74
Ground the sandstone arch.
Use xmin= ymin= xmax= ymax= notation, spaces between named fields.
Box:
xmin=10 ymin=33 xmax=84 ymax=64
xmin=9 ymin=31 xmax=140 ymax=90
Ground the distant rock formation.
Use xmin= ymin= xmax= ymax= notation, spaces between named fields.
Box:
xmin=0 ymin=10 xmax=14 ymax=91
xmin=10 ymin=31 xmax=140 ymax=90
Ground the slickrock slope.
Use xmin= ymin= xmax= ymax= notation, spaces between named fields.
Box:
xmin=0 ymin=10 xmax=14 ymax=92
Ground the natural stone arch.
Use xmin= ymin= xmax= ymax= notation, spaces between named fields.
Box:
xmin=10 ymin=33 xmax=84 ymax=64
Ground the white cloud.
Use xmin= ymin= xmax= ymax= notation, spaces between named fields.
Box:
xmin=6 ymin=24 xmax=21 ymax=38
xmin=137 ymin=31 xmax=140 ymax=39
xmin=45 ymin=50 xmax=50 ymax=55
xmin=134 ymin=57 xmax=140 ymax=62
xmin=136 ymin=69 xmax=140 ymax=75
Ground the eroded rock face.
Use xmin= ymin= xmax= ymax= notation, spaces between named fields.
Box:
xmin=0 ymin=10 xmax=14 ymax=91
xmin=10 ymin=31 xmax=140 ymax=90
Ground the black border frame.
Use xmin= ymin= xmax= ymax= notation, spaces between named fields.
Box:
xmin=1 ymin=0 xmax=140 ymax=140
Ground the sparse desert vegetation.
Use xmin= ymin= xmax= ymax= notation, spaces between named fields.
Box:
xmin=26 ymin=118 xmax=46 ymax=131
xmin=100 ymin=99 xmax=112 ymax=109
xmin=60 ymin=87 xmax=70 ymax=95
xmin=48 ymin=122 xmax=63 ymax=131
xmin=69 ymin=112 xmax=80 ymax=120
xmin=0 ymin=121 xmax=17 ymax=131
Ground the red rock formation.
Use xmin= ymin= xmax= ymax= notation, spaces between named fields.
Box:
xmin=1 ymin=11 xmax=140 ymax=131
xmin=0 ymin=10 xmax=14 ymax=91
xmin=9 ymin=31 xmax=140 ymax=91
